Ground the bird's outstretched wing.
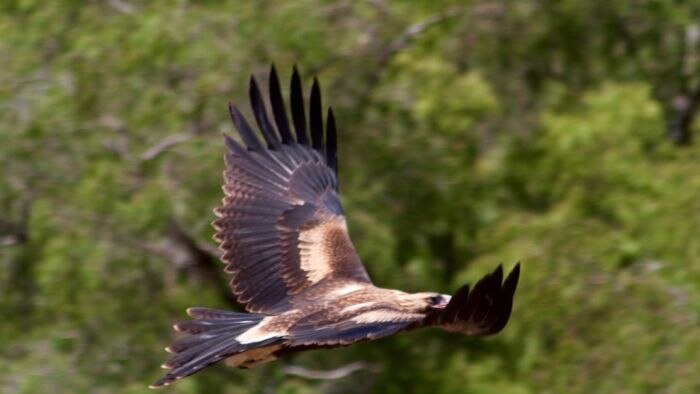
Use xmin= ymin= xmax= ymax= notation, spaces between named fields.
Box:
xmin=288 ymin=302 xmax=425 ymax=347
xmin=425 ymin=264 xmax=520 ymax=336
xmin=214 ymin=66 xmax=371 ymax=314
xmin=286 ymin=264 xmax=520 ymax=347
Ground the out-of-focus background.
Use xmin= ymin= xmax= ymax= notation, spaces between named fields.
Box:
xmin=2 ymin=1 xmax=700 ymax=393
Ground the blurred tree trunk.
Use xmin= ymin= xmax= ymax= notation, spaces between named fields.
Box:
xmin=665 ymin=88 xmax=700 ymax=146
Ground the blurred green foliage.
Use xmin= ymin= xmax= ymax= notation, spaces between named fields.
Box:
xmin=1 ymin=1 xmax=700 ymax=393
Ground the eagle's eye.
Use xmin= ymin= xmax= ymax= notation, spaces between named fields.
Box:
xmin=427 ymin=295 xmax=443 ymax=305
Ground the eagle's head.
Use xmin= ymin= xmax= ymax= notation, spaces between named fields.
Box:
xmin=399 ymin=292 xmax=452 ymax=313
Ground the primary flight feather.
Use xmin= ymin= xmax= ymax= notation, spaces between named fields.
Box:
xmin=151 ymin=66 xmax=520 ymax=388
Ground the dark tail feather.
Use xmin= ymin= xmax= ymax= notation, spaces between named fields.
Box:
xmin=150 ymin=308 xmax=274 ymax=389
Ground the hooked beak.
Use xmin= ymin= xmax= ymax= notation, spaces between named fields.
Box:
xmin=433 ymin=294 xmax=452 ymax=309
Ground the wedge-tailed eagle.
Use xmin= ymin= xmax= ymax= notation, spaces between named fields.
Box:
xmin=151 ymin=66 xmax=520 ymax=388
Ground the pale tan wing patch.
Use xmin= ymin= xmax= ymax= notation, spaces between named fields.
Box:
xmin=234 ymin=317 xmax=284 ymax=344
xmin=298 ymin=216 xmax=364 ymax=284
xmin=350 ymin=310 xmax=424 ymax=324
xmin=326 ymin=282 xmax=366 ymax=297
xmin=340 ymin=301 xmax=377 ymax=314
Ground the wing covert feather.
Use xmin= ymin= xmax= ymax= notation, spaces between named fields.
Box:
xmin=289 ymin=304 xmax=423 ymax=346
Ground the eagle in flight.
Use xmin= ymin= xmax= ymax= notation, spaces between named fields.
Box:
xmin=151 ymin=66 xmax=520 ymax=388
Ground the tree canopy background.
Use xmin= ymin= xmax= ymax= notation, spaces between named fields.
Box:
xmin=1 ymin=1 xmax=699 ymax=393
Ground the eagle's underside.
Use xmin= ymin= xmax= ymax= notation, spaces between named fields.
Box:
xmin=151 ymin=65 xmax=520 ymax=388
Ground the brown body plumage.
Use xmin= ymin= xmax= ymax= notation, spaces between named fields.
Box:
xmin=151 ymin=66 xmax=520 ymax=389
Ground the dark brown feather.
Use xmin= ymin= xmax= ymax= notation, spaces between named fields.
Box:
xmin=249 ymin=77 xmax=281 ymax=149
xmin=309 ymin=78 xmax=324 ymax=153
xmin=326 ymin=107 xmax=338 ymax=177
xmin=228 ymin=103 xmax=263 ymax=151
xmin=151 ymin=311 xmax=273 ymax=388
xmin=268 ymin=65 xmax=294 ymax=144
xmin=424 ymin=264 xmax=520 ymax=336
xmin=290 ymin=66 xmax=308 ymax=145
xmin=216 ymin=67 xmax=370 ymax=314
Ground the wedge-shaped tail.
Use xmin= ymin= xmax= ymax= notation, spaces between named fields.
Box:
xmin=150 ymin=308 xmax=279 ymax=388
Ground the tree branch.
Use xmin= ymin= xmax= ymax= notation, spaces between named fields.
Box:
xmin=107 ymin=0 xmax=136 ymax=14
xmin=338 ymin=6 xmax=464 ymax=124
xmin=0 ymin=198 xmax=32 ymax=246
xmin=140 ymin=133 xmax=194 ymax=162
xmin=281 ymin=362 xmax=380 ymax=380
xmin=667 ymin=85 xmax=700 ymax=145
xmin=0 ymin=218 xmax=27 ymax=246
xmin=142 ymin=218 xmax=239 ymax=309
xmin=378 ymin=7 xmax=463 ymax=66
